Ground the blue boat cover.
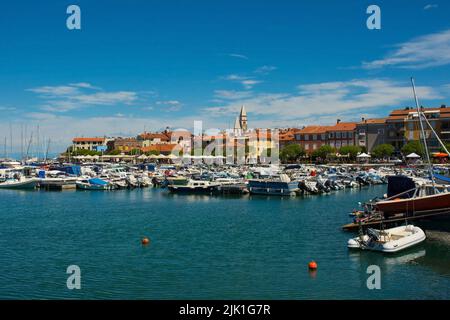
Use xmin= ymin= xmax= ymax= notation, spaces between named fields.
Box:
xmin=38 ymin=170 xmax=46 ymax=178
xmin=88 ymin=178 xmax=108 ymax=186
xmin=434 ymin=173 xmax=450 ymax=184
xmin=60 ymin=166 xmax=82 ymax=176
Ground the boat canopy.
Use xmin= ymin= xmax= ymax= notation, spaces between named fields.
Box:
xmin=88 ymin=178 xmax=108 ymax=186
xmin=434 ymin=173 xmax=450 ymax=184
xmin=387 ymin=175 xmax=416 ymax=199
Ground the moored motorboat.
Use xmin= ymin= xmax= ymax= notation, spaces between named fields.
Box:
xmin=347 ymin=225 xmax=426 ymax=253
xmin=375 ymin=175 xmax=450 ymax=216
xmin=168 ymin=179 xmax=219 ymax=194
xmin=76 ymin=178 xmax=112 ymax=190
xmin=0 ymin=177 xmax=38 ymax=189
xmin=248 ymin=174 xmax=299 ymax=196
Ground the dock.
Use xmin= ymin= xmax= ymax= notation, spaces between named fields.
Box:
xmin=342 ymin=208 xmax=450 ymax=231
xmin=37 ymin=179 xmax=77 ymax=191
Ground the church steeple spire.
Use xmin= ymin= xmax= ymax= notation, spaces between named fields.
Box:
xmin=239 ymin=105 xmax=247 ymax=131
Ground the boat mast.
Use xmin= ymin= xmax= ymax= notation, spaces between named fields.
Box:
xmin=411 ymin=77 xmax=436 ymax=189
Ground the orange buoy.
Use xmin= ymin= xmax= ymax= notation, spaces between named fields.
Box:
xmin=308 ymin=261 xmax=318 ymax=270
xmin=141 ymin=237 xmax=150 ymax=245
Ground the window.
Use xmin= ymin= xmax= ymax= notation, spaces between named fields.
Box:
xmin=305 ymin=144 xmax=309 ymax=150
xmin=335 ymin=141 xmax=341 ymax=148
xmin=321 ymin=134 xmax=326 ymax=140
xmin=348 ymin=132 xmax=353 ymax=138
xmin=295 ymin=134 xmax=301 ymax=141
xmin=342 ymin=132 xmax=347 ymax=139
xmin=329 ymin=132 xmax=334 ymax=139
xmin=336 ymin=132 xmax=341 ymax=139
xmin=359 ymin=129 xmax=366 ymax=134
xmin=329 ymin=141 xmax=335 ymax=147
xmin=313 ymin=134 xmax=317 ymax=140
xmin=304 ymin=134 xmax=309 ymax=141
xmin=312 ymin=144 xmax=317 ymax=150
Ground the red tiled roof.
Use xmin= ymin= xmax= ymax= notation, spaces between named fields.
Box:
xmin=138 ymin=133 xmax=170 ymax=141
xmin=141 ymin=144 xmax=178 ymax=153
xmin=327 ymin=122 xmax=357 ymax=131
xmin=358 ymin=118 xmax=386 ymax=125
xmin=297 ymin=126 xmax=329 ymax=134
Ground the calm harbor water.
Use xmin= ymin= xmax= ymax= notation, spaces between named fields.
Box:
xmin=0 ymin=185 xmax=449 ymax=299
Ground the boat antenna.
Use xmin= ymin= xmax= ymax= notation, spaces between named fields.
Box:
xmin=410 ymin=77 xmax=436 ymax=190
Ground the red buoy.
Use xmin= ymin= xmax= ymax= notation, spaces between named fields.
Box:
xmin=308 ymin=261 xmax=318 ymax=270
xmin=141 ymin=237 xmax=150 ymax=245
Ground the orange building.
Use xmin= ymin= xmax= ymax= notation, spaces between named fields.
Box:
xmin=292 ymin=120 xmax=357 ymax=153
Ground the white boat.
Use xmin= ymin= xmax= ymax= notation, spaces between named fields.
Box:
xmin=168 ymin=179 xmax=220 ymax=194
xmin=76 ymin=178 xmax=112 ymax=190
xmin=347 ymin=225 xmax=426 ymax=253
xmin=0 ymin=177 xmax=38 ymax=189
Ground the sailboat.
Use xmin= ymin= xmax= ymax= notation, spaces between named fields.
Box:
xmin=375 ymin=78 xmax=450 ymax=216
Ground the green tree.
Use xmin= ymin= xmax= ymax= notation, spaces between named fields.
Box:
xmin=401 ymin=140 xmax=424 ymax=157
xmin=130 ymin=148 xmax=141 ymax=155
xmin=145 ymin=150 xmax=160 ymax=156
xmin=439 ymin=143 xmax=450 ymax=153
xmin=371 ymin=144 xmax=395 ymax=159
xmin=68 ymin=148 xmax=101 ymax=156
xmin=339 ymin=145 xmax=362 ymax=160
xmin=107 ymin=149 xmax=121 ymax=155
xmin=280 ymin=144 xmax=305 ymax=163
xmin=311 ymin=145 xmax=335 ymax=161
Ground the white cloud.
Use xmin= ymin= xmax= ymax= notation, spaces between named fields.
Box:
xmin=222 ymin=74 xmax=262 ymax=89
xmin=27 ymin=85 xmax=79 ymax=96
xmin=424 ymin=4 xmax=438 ymax=10
xmin=75 ymin=91 xmax=137 ymax=105
xmin=362 ymin=29 xmax=450 ymax=69
xmin=0 ymin=106 xmax=16 ymax=111
xmin=223 ymin=74 xmax=248 ymax=81
xmin=156 ymin=100 xmax=182 ymax=111
xmin=69 ymin=82 xmax=101 ymax=90
xmin=214 ymin=90 xmax=253 ymax=100
xmin=254 ymin=65 xmax=277 ymax=74
xmin=228 ymin=53 xmax=249 ymax=60
xmin=241 ymin=80 xmax=262 ymax=89
xmin=27 ymin=83 xmax=139 ymax=112
xmin=205 ymin=79 xmax=441 ymax=121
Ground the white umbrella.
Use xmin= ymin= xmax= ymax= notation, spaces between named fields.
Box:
xmin=406 ymin=153 xmax=421 ymax=159
xmin=357 ymin=152 xmax=371 ymax=158
xmin=138 ymin=154 xmax=148 ymax=160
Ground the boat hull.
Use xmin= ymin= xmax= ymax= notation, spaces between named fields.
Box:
xmin=0 ymin=179 xmax=38 ymax=190
xmin=376 ymin=192 xmax=450 ymax=215
xmin=76 ymin=183 xmax=111 ymax=190
xmin=248 ymin=180 xmax=299 ymax=196
xmin=168 ymin=185 xmax=217 ymax=194
xmin=348 ymin=225 xmax=426 ymax=253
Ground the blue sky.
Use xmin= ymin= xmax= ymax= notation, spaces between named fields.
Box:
xmin=1 ymin=0 xmax=450 ymax=152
